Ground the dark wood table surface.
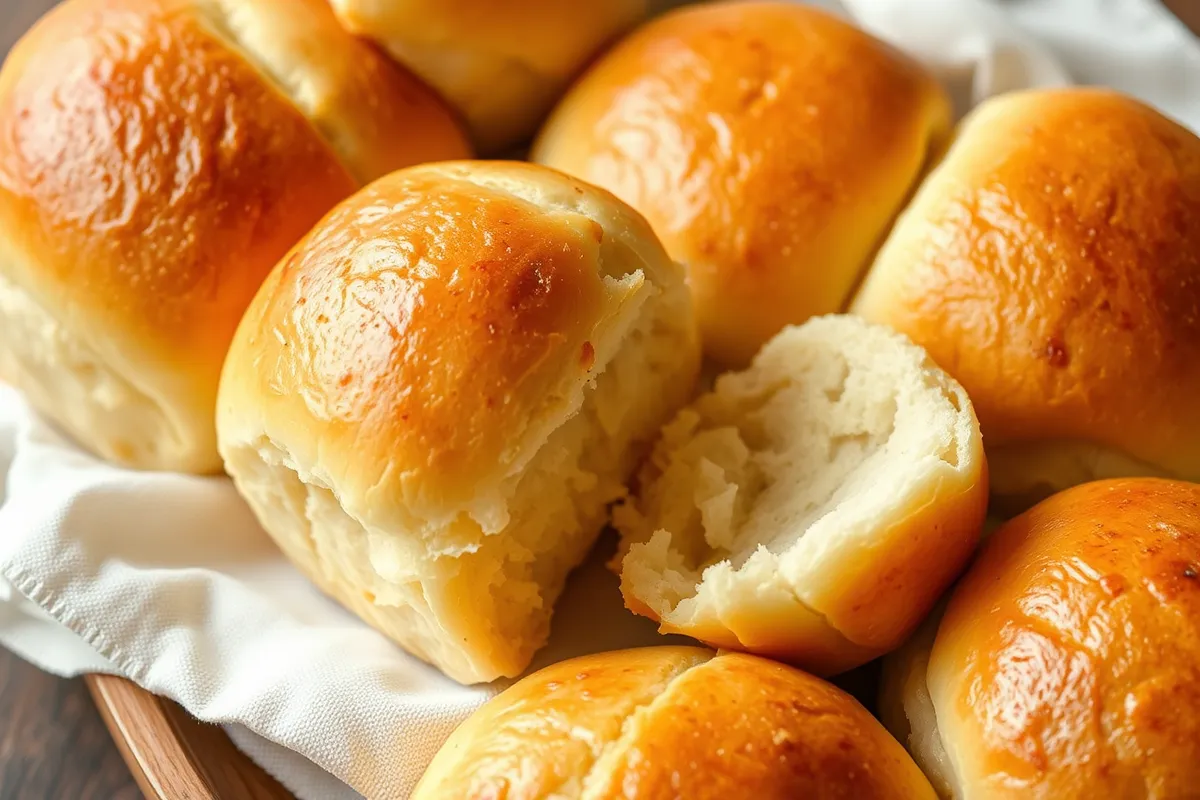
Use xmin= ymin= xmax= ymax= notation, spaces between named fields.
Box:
xmin=0 ymin=1 xmax=1197 ymax=798
xmin=0 ymin=657 xmax=140 ymax=799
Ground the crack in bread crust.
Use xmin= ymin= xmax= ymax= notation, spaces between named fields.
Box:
xmin=189 ymin=1 xmax=354 ymax=177
xmin=577 ymin=654 xmax=715 ymax=799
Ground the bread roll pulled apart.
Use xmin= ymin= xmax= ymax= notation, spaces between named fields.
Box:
xmin=413 ymin=647 xmax=938 ymax=800
xmin=614 ymin=315 xmax=987 ymax=675
xmin=216 ymin=162 xmax=699 ymax=684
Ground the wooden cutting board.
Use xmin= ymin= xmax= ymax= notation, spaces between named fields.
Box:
xmin=1169 ymin=0 xmax=1200 ymax=34
xmin=84 ymin=675 xmax=294 ymax=800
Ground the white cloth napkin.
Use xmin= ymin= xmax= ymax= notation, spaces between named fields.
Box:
xmin=1 ymin=2 xmax=1197 ymax=798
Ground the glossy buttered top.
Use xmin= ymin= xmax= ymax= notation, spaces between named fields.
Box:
xmin=0 ymin=0 xmax=356 ymax=372
xmin=854 ymin=89 xmax=1200 ymax=484
xmin=217 ymin=161 xmax=680 ymax=528
xmin=413 ymin=647 xmax=938 ymax=799
xmin=929 ymin=478 xmax=1200 ymax=797
xmin=534 ymin=0 xmax=950 ymax=364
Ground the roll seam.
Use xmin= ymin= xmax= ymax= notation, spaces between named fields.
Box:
xmin=188 ymin=2 xmax=361 ymax=186
xmin=576 ymin=652 xmax=714 ymax=798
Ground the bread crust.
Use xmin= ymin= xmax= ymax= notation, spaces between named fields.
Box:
xmin=534 ymin=1 xmax=950 ymax=364
xmin=884 ymin=478 xmax=1200 ymax=798
xmin=413 ymin=647 xmax=937 ymax=799
xmin=217 ymin=161 xmax=700 ymax=682
xmin=332 ymin=0 xmax=647 ymax=152
xmin=854 ymin=89 xmax=1200 ymax=500
xmin=219 ymin=161 xmax=684 ymax=526
xmin=0 ymin=0 xmax=469 ymax=472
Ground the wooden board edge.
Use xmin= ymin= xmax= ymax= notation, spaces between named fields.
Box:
xmin=84 ymin=674 xmax=294 ymax=800
xmin=1164 ymin=0 xmax=1200 ymax=37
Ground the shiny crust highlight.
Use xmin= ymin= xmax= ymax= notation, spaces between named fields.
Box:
xmin=887 ymin=478 xmax=1200 ymax=798
xmin=0 ymin=0 xmax=470 ymax=472
xmin=534 ymin=1 xmax=950 ymax=365
xmin=413 ymin=647 xmax=937 ymax=800
xmin=853 ymin=89 xmax=1200 ymax=500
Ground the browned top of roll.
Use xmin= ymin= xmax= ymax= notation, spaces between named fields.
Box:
xmin=216 ymin=160 xmax=686 ymax=529
xmin=853 ymin=88 xmax=1200 ymax=485
xmin=534 ymin=0 xmax=949 ymax=364
xmin=0 ymin=0 xmax=469 ymax=471
xmin=0 ymin=0 xmax=352 ymax=377
xmin=928 ymin=478 xmax=1200 ymax=797
xmin=413 ymin=647 xmax=937 ymax=799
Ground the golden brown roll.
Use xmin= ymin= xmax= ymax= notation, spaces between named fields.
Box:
xmin=0 ymin=0 xmax=470 ymax=473
xmin=613 ymin=315 xmax=988 ymax=676
xmin=413 ymin=646 xmax=937 ymax=799
xmin=852 ymin=89 xmax=1200 ymax=508
xmin=216 ymin=161 xmax=699 ymax=684
xmin=533 ymin=1 xmax=951 ymax=365
xmin=880 ymin=478 xmax=1200 ymax=799
xmin=330 ymin=0 xmax=648 ymax=153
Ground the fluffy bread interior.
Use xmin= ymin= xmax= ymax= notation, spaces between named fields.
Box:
xmin=0 ymin=268 xmax=197 ymax=470
xmin=221 ymin=271 xmax=696 ymax=683
xmin=615 ymin=314 xmax=983 ymax=668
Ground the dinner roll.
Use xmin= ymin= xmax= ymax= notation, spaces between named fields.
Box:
xmin=852 ymin=89 xmax=1200 ymax=508
xmin=613 ymin=315 xmax=987 ymax=676
xmin=0 ymin=0 xmax=469 ymax=473
xmin=216 ymin=161 xmax=699 ymax=684
xmin=880 ymin=478 xmax=1200 ymax=798
xmin=413 ymin=647 xmax=937 ymax=799
xmin=532 ymin=1 xmax=951 ymax=365
xmin=330 ymin=0 xmax=647 ymax=153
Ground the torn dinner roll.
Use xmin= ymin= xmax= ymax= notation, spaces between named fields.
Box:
xmin=613 ymin=315 xmax=987 ymax=675
xmin=216 ymin=161 xmax=699 ymax=684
